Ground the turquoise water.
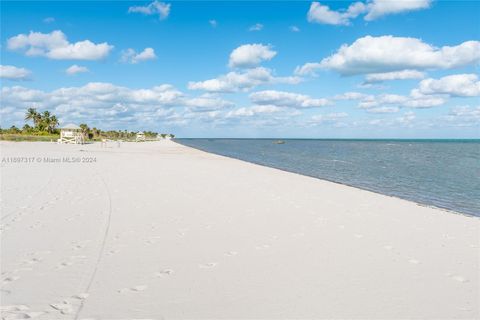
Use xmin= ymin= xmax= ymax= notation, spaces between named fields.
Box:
xmin=177 ymin=139 xmax=480 ymax=216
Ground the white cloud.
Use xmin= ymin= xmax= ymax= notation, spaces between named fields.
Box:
xmin=209 ymin=20 xmax=218 ymax=27
xmin=307 ymin=0 xmax=431 ymax=26
xmin=334 ymin=89 xmax=446 ymax=110
xmin=7 ymin=30 xmax=113 ymax=60
xmin=65 ymin=65 xmax=89 ymax=75
xmin=295 ymin=36 xmax=480 ymax=76
xmin=442 ymin=105 xmax=480 ymax=127
xmin=358 ymin=92 xmax=446 ymax=110
xmin=417 ymin=74 xmax=480 ymax=97
xmin=366 ymin=106 xmax=400 ymax=113
xmin=229 ymin=44 xmax=277 ymax=68
xmin=365 ymin=0 xmax=431 ymax=21
xmin=449 ymin=105 xmax=480 ymax=118
xmin=250 ymin=90 xmax=330 ymax=108
xmin=309 ymin=112 xmax=348 ymax=125
xmin=121 ymin=47 xmax=157 ymax=64
xmin=185 ymin=94 xmax=235 ymax=112
xmin=307 ymin=1 xmax=366 ymax=25
xmin=396 ymin=111 xmax=416 ymax=125
xmin=188 ymin=67 xmax=300 ymax=93
xmin=289 ymin=26 xmax=300 ymax=32
xmin=0 ymin=65 xmax=32 ymax=80
xmin=43 ymin=17 xmax=55 ymax=23
xmin=0 ymin=83 xmax=235 ymax=128
xmin=128 ymin=1 xmax=171 ymax=19
xmin=334 ymin=91 xmax=372 ymax=100
xmin=364 ymin=70 xmax=425 ymax=83
xmin=249 ymin=23 xmax=264 ymax=31
xmin=226 ymin=105 xmax=283 ymax=118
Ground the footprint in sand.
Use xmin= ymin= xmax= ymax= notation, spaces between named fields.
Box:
xmin=199 ymin=262 xmax=217 ymax=269
xmin=155 ymin=269 xmax=174 ymax=277
xmin=73 ymin=293 xmax=89 ymax=300
xmin=354 ymin=234 xmax=364 ymax=239
xmin=50 ymin=302 xmax=74 ymax=315
xmin=56 ymin=261 xmax=73 ymax=269
xmin=0 ymin=305 xmax=44 ymax=320
xmin=224 ymin=251 xmax=238 ymax=257
xmin=145 ymin=239 xmax=156 ymax=245
xmin=107 ymin=249 xmax=120 ymax=256
xmin=23 ymin=257 xmax=42 ymax=265
xmin=132 ymin=285 xmax=148 ymax=292
xmin=383 ymin=245 xmax=394 ymax=251
xmin=408 ymin=258 xmax=420 ymax=265
xmin=255 ymin=244 xmax=271 ymax=250
xmin=118 ymin=285 xmax=148 ymax=293
xmin=3 ymin=276 xmax=20 ymax=284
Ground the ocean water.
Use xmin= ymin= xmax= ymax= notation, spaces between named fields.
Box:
xmin=177 ymin=139 xmax=480 ymax=217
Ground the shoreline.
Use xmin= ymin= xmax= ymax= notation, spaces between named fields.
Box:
xmin=174 ymin=139 xmax=479 ymax=218
xmin=1 ymin=140 xmax=479 ymax=319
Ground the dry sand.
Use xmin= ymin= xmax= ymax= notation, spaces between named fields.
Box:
xmin=1 ymin=140 xmax=479 ymax=319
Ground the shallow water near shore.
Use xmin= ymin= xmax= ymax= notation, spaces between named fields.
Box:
xmin=177 ymin=139 xmax=480 ymax=216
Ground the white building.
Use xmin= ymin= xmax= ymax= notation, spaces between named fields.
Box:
xmin=58 ymin=124 xmax=84 ymax=144
xmin=136 ymin=131 xmax=146 ymax=142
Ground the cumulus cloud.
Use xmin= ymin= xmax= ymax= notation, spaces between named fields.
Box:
xmin=121 ymin=48 xmax=157 ymax=64
xmin=249 ymin=23 xmax=264 ymax=31
xmin=184 ymin=94 xmax=235 ymax=112
xmin=308 ymin=112 xmax=348 ymax=127
xmin=65 ymin=65 xmax=89 ymax=75
xmin=307 ymin=0 xmax=431 ymax=25
xmin=442 ymin=106 xmax=480 ymax=127
xmin=365 ymin=0 xmax=432 ymax=21
xmin=366 ymin=106 xmax=400 ymax=113
xmin=188 ymin=67 xmax=300 ymax=93
xmin=364 ymin=70 xmax=425 ymax=83
xmin=333 ymin=91 xmax=372 ymax=100
xmin=417 ymin=74 xmax=480 ymax=97
xmin=307 ymin=1 xmax=366 ymax=25
xmin=209 ymin=20 xmax=218 ymax=27
xmin=128 ymin=1 xmax=171 ymax=19
xmin=449 ymin=105 xmax=480 ymax=118
xmin=250 ymin=90 xmax=330 ymax=108
xmin=0 ymin=65 xmax=32 ymax=80
xmin=229 ymin=44 xmax=277 ymax=68
xmin=0 ymin=82 xmax=237 ymax=128
xmin=7 ymin=30 xmax=113 ymax=60
xmin=295 ymin=36 xmax=480 ymax=76
xmin=226 ymin=105 xmax=283 ymax=118
xmin=358 ymin=92 xmax=446 ymax=110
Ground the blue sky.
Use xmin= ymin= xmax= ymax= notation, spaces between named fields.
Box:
xmin=1 ymin=0 xmax=479 ymax=138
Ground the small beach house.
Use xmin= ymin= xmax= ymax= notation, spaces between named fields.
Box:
xmin=136 ymin=131 xmax=146 ymax=142
xmin=58 ymin=124 xmax=84 ymax=144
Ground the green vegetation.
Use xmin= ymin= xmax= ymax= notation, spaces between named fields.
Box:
xmin=0 ymin=108 xmax=175 ymax=142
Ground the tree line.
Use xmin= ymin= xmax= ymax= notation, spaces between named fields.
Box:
xmin=0 ymin=108 xmax=174 ymax=140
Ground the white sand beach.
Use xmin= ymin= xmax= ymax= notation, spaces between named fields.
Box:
xmin=1 ymin=140 xmax=479 ymax=319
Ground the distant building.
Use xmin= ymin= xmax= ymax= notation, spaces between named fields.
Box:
xmin=136 ymin=131 xmax=145 ymax=142
xmin=58 ymin=124 xmax=84 ymax=144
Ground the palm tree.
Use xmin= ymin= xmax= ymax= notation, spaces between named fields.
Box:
xmin=79 ymin=123 xmax=90 ymax=137
xmin=35 ymin=111 xmax=50 ymax=131
xmin=48 ymin=115 xmax=59 ymax=133
xmin=25 ymin=108 xmax=41 ymax=128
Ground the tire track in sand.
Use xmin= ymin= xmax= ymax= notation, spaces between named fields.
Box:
xmin=73 ymin=171 xmax=113 ymax=320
